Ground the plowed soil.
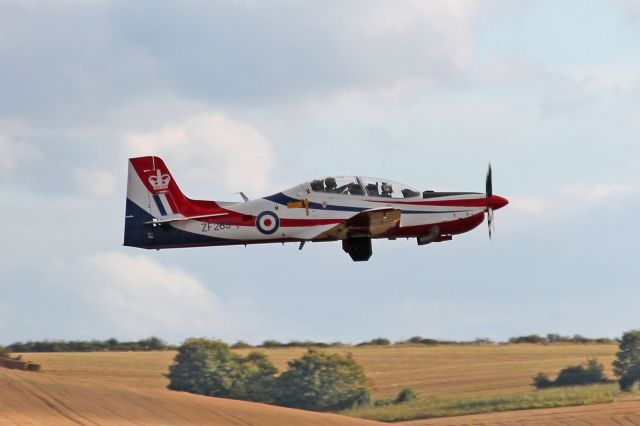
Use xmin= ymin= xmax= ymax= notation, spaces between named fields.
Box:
xmin=401 ymin=397 xmax=640 ymax=425
xmin=0 ymin=368 xmax=379 ymax=425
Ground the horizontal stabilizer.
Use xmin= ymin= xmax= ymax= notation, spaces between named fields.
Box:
xmin=144 ymin=212 xmax=228 ymax=225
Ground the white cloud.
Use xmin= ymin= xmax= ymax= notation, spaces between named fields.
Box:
xmin=619 ymin=0 xmax=640 ymax=19
xmin=67 ymin=251 xmax=259 ymax=339
xmin=73 ymin=167 xmax=116 ymax=197
xmin=504 ymin=183 xmax=639 ymax=232
xmin=561 ymin=183 xmax=640 ymax=202
xmin=123 ymin=112 xmax=273 ymax=198
xmin=0 ymin=135 xmax=42 ymax=183
xmin=509 ymin=195 xmax=549 ymax=215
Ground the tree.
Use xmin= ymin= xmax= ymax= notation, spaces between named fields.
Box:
xmin=276 ymin=349 xmax=371 ymax=411
xmin=167 ymin=338 xmax=238 ymax=396
xmin=138 ymin=336 xmax=167 ymax=351
xmin=614 ymin=330 xmax=640 ymax=391
xmin=230 ymin=352 xmax=278 ymax=403
xmin=167 ymin=338 xmax=278 ymax=402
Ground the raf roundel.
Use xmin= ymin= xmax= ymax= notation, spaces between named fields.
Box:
xmin=256 ymin=211 xmax=280 ymax=235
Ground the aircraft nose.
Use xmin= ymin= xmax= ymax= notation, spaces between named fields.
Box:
xmin=488 ymin=195 xmax=509 ymax=210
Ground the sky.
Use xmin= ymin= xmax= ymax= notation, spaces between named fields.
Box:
xmin=1 ymin=0 xmax=640 ymax=345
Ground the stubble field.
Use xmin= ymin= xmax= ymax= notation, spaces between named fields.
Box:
xmin=2 ymin=344 xmax=640 ymax=425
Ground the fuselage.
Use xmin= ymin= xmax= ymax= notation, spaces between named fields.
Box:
xmin=125 ymin=171 xmax=507 ymax=249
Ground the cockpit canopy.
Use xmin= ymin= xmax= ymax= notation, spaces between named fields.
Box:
xmin=309 ymin=176 xmax=421 ymax=199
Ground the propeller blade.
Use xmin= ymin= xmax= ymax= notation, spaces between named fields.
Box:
xmin=488 ymin=207 xmax=494 ymax=239
xmin=485 ymin=163 xmax=493 ymax=197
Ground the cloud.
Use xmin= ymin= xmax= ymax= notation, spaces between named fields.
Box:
xmin=508 ymin=195 xmax=549 ymax=215
xmin=562 ymin=183 xmax=640 ymax=200
xmin=618 ymin=0 xmax=640 ymax=19
xmin=503 ymin=183 xmax=639 ymax=234
xmin=0 ymin=135 xmax=42 ymax=184
xmin=64 ymin=251 xmax=260 ymax=340
xmin=111 ymin=1 xmax=476 ymax=102
xmin=0 ymin=1 xmax=477 ymax=124
xmin=74 ymin=167 xmax=117 ymax=197
xmin=123 ymin=112 xmax=274 ymax=197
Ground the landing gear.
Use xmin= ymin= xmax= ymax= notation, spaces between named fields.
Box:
xmin=342 ymin=237 xmax=372 ymax=262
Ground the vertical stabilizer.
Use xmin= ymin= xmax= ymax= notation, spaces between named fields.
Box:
xmin=124 ymin=156 xmax=214 ymax=248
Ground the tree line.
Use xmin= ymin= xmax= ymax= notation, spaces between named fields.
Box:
xmin=6 ymin=337 xmax=171 ymax=352
xmin=4 ymin=333 xmax=618 ymax=354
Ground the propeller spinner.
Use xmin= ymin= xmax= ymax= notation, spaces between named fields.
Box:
xmin=485 ymin=163 xmax=508 ymax=239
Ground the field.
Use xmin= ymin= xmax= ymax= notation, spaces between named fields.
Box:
xmin=233 ymin=344 xmax=620 ymax=399
xmin=0 ymin=361 xmax=376 ymax=426
xmin=2 ymin=344 xmax=640 ymax=425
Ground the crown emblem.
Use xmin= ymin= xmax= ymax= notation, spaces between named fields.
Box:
xmin=149 ymin=169 xmax=170 ymax=191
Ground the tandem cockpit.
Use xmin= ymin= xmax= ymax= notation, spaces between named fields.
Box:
xmin=309 ymin=176 xmax=423 ymax=199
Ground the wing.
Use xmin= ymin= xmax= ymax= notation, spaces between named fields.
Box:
xmin=305 ymin=207 xmax=401 ymax=241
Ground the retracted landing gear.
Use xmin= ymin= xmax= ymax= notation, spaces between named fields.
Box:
xmin=342 ymin=237 xmax=372 ymax=262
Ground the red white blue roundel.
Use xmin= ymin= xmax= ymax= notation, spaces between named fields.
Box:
xmin=256 ymin=211 xmax=279 ymax=235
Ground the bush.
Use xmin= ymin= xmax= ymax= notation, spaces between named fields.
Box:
xmin=401 ymin=336 xmax=441 ymax=345
xmin=167 ymin=338 xmax=278 ymax=403
xmin=357 ymin=338 xmax=391 ymax=346
xmin=509 ymin=335 xmax=547 ymax=344
xmin=532 ymin=372 xmax=554 ymax=389
xmin=395 ymin=388 xmax=419 ymax=404
xmin=532 ymin=359 xmax=609 ymax=389
xmin=276 ymin=349 xmax=371 ymax=411
xmin=0 ymin=346 xmax=10 ymax=359
xmin=557 ymin=359 xmax=607 ymax=386
xmin=230 ymin=340 xmax=253 ymax=349
xmin=614 ymin=329 xmax=640 ymax=391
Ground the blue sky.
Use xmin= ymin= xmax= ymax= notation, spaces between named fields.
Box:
xmin=1 ymin=0 xmax=639 ymax=345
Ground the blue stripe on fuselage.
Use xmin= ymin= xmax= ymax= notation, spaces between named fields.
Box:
xmin=263 ymin=192 xmax=459 ymax=215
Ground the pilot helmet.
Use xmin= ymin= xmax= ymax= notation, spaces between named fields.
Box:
xmin=325 ymin=177 xmax=337 ymax=189
xmin=382 ymin=182 xmax=393 ymax=194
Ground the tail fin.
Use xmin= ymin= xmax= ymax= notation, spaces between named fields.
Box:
xmin=124 ymin=156 xmax=212 ymax=248
xmin=129 ymin=156 xmax=189 ymax=213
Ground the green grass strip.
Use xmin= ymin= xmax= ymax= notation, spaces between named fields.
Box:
xmin=344 ymin=384 xmax=619 ymax=422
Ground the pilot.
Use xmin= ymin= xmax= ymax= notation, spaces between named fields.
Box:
xmin=325 ymin=177 xmax=338 ymax=193
xmin=310 ymin=179 xmax=324 ymax=192
xmin=381 ymin=182 xmax=393 ymax=197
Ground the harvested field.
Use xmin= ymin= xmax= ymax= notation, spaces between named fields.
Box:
xmin=236 ymin=344 xmax=620 ymax=399
xmin=0 ymin=368 xmax=379 ymax=425
xmin=1 ymin=344 xmax=637 ymax=425
xmin=401 ymin=397 xmax=640 ymax=425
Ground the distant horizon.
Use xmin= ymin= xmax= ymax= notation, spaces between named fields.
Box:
xmin=2 ymin=332 xmax=624 ymax=348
